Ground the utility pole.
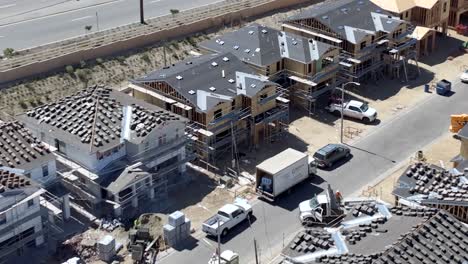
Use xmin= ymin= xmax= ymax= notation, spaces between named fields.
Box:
xmin=140 ymin=0 xmax=145 ymax=24
xmin=96 ymin=12 xmax=100 ymax=31
xmin=163 ymin=45 xmax=167 ymax=67
xmin=217 ymin=218 xmax=221 ymax=264
xmin=340 ymin=81 xmax=360 ymax=143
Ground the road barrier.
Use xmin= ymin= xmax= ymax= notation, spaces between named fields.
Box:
xmin=0 ymin=0 xmax=317 ymax=85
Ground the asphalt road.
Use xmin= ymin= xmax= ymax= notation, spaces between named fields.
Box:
xmin=158 ymin=80 xmax=468 ymax=264
xmin=0 ymin=0 xmax=222 ymax=50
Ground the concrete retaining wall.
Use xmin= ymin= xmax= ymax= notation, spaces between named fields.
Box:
xmin=0 ymin=0 xmax=315 ymax=85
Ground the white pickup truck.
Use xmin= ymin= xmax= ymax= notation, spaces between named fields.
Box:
xmin=327 ymin=100 xmax=377 ymax=123
xmin=202 ymin=198 xmax=252 ymax=237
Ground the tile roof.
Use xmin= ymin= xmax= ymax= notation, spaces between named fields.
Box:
xmin=285 ymin=0 xmax=405 ymax=44
xmin=134 ymin=53 xmax=277 ymax=112
xmin=282 ymin=203 xmax=468 ymax=264
xmin=315 ymin=210 xmax=467 ymax=264
xmin=18 ymin=85 xmax=182 ymax=153
xmin=392 ymin=162 xmax=468 ymax=207
xmin=199 ymin=24 xmax=335 ymax=67
xmin=0 ymin=121 xmax=52 ymax=170
xmin=0 ymin=169 xmax=34 ymax=193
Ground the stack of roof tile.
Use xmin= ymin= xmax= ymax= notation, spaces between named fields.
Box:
xmin=0 ymin=121 xmax=51 ymax=168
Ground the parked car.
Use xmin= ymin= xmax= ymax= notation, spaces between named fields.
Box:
xmin=327 ymin=100 xmax=377 ymax=123
xmin=460 ymin=69 xmax=468 ymax=83
xmin=202 ymin=198 xmax=252 ymax=237
xmin=313 ymin=144 xmax=350 ymax=168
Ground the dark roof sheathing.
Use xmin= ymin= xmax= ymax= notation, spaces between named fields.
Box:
xmin=199 ymin=24 xmax=335 ymax=66
xmin=0 ymin=121 xmax=53 ymax=170
xmin=18 ymin=86 xmax=182 ymax=153
xmin=135 ymin=53 xmax=277 ymax=112
xmin=285 ymin=0 xmax=404 ymax=44
xmin=392 ymin=162 xmax=468 ymax=207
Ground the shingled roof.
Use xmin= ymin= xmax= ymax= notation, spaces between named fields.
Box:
xmin=18 ymin=85 xmax=182 ymax=153
xmin=285 ymin=0 xmax=405 ymax=44
xmin=199 ymin=24 xmax=335 ymax=67
xmin=392 ymin=162 xmax=468 ymax=207
xmin=0 ymin=121 xmax=53 ymax=170
xmin=134 ymin=53 xmax=277 ymax=112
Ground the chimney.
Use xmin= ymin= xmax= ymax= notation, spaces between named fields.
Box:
xmin=222 ymin=70 xmax=225 ymax=78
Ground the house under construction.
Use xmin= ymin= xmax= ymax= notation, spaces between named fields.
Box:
xmin=199 ymin=24 xmax=341 ymax=113
xmin=0 ymin=169 xmax=67 ymax=263
xmin=18 ymin=86 xmax=189 ymax=218
xmin=282 ymin=0 xmax=420 ymax=83
xmin=130 ymin=53 xmax=289 ymax=166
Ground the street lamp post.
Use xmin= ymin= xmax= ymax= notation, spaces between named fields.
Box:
xmin=96 ymin=12 xmax=100 ymax=31
xmin=140 ymin=0 xmax=145 ymax=24
xmin=340 ymin=81 xmax=360 ymax=143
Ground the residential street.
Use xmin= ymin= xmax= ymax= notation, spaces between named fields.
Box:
xmin=0 ymin=0 xmax=222 ymax=50
xmin=158 ymin=80 xmax=468 ymax=264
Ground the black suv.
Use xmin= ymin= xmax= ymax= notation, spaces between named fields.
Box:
xmin=313 ymin=144 xmax=350 ymax=168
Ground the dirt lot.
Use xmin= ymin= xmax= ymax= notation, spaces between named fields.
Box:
xmin=360 ymin=133 xmax=461 ymax=204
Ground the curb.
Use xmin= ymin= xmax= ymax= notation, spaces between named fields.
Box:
xmin=348 ymin=131 xmax=452 ymax=198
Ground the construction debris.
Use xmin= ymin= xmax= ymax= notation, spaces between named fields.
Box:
xmin=98 ymin=218 xmax=124 ymax=232
xmin=126 ymin=213 xmax=165 ymax=263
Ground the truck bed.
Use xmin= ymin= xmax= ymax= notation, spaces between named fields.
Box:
xmin=203 ymin=215 xmax=228 ymax=229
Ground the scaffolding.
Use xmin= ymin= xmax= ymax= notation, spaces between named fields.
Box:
xmin=0 ymin=190 xmax=64 ymax=263
xmin=387 ymin=34 xmax=421 ymax=81
xmin=269 ymin=68 xmax=338 ymax=115
xmin=186 ymin=88 xmax=290 ymax=171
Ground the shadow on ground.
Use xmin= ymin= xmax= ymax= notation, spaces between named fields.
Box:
xmin=172 ymin=235 xmax=199 ymax=251
xmin=163 ymin=169 xmax=219 ymax=214
xmin=347 ymin=66 xmax=435 ymax=101
xmin=268 ymin=178 xmax=324 ymax=212
xmin=420 ymin=34 xmax=465 ymax=67
xmin=216 ymin=130 xmax=309 ymax=175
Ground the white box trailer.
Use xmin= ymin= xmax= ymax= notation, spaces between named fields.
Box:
xmin=255 ymin=148 xmax=316 ymax=201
